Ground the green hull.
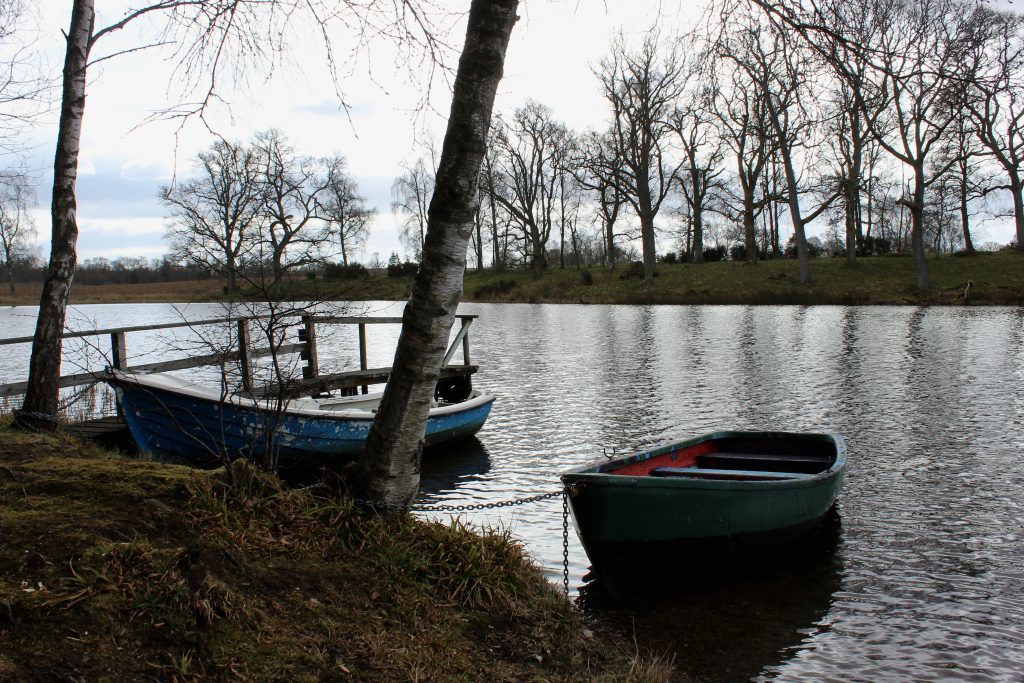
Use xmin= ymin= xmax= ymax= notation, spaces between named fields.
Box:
xmin=561 ymin=431 xmax=846 ymax=568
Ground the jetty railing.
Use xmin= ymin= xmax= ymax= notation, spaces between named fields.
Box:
xmin=0 ymin=314 xmax=478 ymax=403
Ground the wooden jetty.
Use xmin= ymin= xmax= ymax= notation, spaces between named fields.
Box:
xmin=0 ymin=313 xmax=478 ymax=442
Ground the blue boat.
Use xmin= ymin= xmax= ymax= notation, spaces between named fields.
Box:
xmin=106 ymin=369 xmax=495 ymax=467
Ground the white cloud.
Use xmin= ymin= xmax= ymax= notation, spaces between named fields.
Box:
xmin=120 ymin=160 xmax=174 ymax=182
xmin=27 ymin=0 xmax=710 ymax=261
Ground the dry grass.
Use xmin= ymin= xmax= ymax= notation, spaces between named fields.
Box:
xmin=0 ymin=280 xmax=226 ymax=307
xmin=0 ymin=425 xmax=673 ymax=680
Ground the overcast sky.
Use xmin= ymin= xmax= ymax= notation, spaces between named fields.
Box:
xmin=17 ymin=0 xmax=1019 ymax=264
xmin=15 ymin=0 xmax=708 ymax=264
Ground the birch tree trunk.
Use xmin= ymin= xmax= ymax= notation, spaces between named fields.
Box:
xmin=16 ymin=0 xmax=93 ymax=429
xmin=353 ymin=0 xmax=518 ymax=507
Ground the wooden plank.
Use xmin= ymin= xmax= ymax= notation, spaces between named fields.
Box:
xmin=0 ymin=313 xmax=447 ymax=346
xmin=65 ymin=416 xmax=126 ymax=438
xmin=0 ymin=315 xmax=251 ymax=346
xmin=249 ymin=364 xmax=478 ymax=400
xmin=0 ymin=343 xmax=306 ymax=397
xmin=0 ymin=313 xmax=479 ymax=400
xmin=442 ymin=317 xmax=473 ymax=366
xmin=649 ymin=467 xmax=813 ymax=480
xmin=311 ymin=316 xmax=404 ymax=325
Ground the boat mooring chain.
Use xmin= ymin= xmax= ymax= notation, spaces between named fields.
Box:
xmin=353 ymin=486 xmax=574 ymax=596
xmin=562 ymin=489 xmax=570 ymax=595
xmin=411 ymin=488 xmax=565 ymax=512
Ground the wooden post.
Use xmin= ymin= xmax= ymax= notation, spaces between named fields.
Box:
xmin=237 ymin=319 xmax=253 ymax=393
xmin=460 ymin=317 xmax=472 ymax=390
xmin=358 ymin=322 xmax=368 ymax=394
xmin=299 ymin=315 xmax=319 ymax=380
xmin=109 ymin=331 xmax=127 ymax=370
xmin=109 ymin=331 xmax=127 ymax=419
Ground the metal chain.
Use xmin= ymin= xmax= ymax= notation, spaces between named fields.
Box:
xmin=352 ymin=487 xmax=574 ymax=595
xmin=10 ymin=409 xmax=60 ymax=431
xmin=351 ymin=487 xmax=565 ymax=513
xmin=412 ymin=488 xmax=565 ymax=512
xmin=562 ymin=490 xmax=570 ymax=595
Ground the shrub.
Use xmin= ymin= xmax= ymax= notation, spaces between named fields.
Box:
xmin=386 ymin=260 xmax=419 ymax=278
xmin=702 ymin=246 xmax=727 ymax=262
xmin=473 ymin=279 xmax=518 ymax=298
xmin=731 ymin=243 xmax=769 ymax=261
xmin=580 ymin=269 xmax=594 ymax=286
xmin=858 ymin=236 xmax=892 ymax=256
xmin=659 ymin=252 xmax=678 ymax=264
xmin=619 ymin=261 xmax=646 ymax=280
xmin=323 ymin=262 xmax=369 ymax=280
xmin=784 ymin=236 xmax=822 ymax=259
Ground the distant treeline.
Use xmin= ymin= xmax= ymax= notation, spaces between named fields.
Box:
xmin=8 ymin=237 xmax=1018 ymax=291
xmin=11 ymin=256 xmax=215 ymax=286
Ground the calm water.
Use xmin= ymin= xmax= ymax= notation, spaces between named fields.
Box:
xmin=2 ymin=302 xmax=1023 ymax=681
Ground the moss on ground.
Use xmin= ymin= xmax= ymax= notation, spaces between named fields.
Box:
xmin=0 ymin=424 xmax=667 ymax=681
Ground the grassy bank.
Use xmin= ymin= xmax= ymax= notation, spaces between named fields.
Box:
xmin=456 ymin=251 xmax=1024 ymax=306
xmin=1 ymin=251 xmax=1021 ymax=307
xmin=0 ymin=425 xmax=668 ymax=680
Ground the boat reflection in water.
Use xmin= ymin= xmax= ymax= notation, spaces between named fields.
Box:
xmin=578 ymin=509 xmax=843 ymax=683
xmin=417 ymin=438 xmax=493 ymax=499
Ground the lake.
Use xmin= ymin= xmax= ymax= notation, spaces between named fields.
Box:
xmin=2 ymin=302 xmax=1022 ymax=681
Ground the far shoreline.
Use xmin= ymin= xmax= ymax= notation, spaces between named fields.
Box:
xmin=2 ymin=251 xmax=1022 ymax=309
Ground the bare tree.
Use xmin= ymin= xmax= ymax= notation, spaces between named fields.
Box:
xmin=320 ymin=157 xmax=375 ymax=267
xmin=720 ymin=9 xmax=839 ymax=283
xmin=0 ymin=0 xmax=47 ymax=158
xmin=487 ymin=101 xmax=569 ymax=273
xmin=479 ymin=140 xmax=516 ymax=270
xmin=597 ymin=30 xmax=685 ymax=282
xmin=0 ymin=171 xmax=34 ymax=295
xmin=930 ymin=102 xmax=1000 ymax=253
xmin=960 ymin=5 xmax=1024 ymax=250
xmin=162 ymin=138 xmax=260 ymax=293
xmin=749 ymin=0 xmax=975 ymax=289
xmin=671 ymin=72 xmax=725 ymax=264
xmin=712 ymin=62 xmax=774 ymax=264
xmin=251 ymin=129 xmax=336 ymax=284
xmin=574 ymin=129 xmax=626 ymax=268
xmin=856 ymin=0 xmax=971 ymax=288
xmin=824 ymin=77 xmax=872 ymax=262
xmin=392 ymin=156 xmax=434 ymax=260
xmin=354 ymin=0 xmax=518 ymax=507
xmin=556 ymin=155 xmax=585 ymax=268
xmin=18 ymin=0 xmax=441 ymax=428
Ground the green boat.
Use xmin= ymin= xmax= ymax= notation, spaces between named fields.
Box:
xmin=561 ymin=431 xmax=846 ymax=570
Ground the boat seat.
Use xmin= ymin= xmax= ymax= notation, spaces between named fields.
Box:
xmin=649 ymin=467 xmax=814 ymax=481
xmin=696 ymin=452 xmax=831 ymax=474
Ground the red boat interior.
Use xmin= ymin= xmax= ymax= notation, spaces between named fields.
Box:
xmin=608 ymin=437 xmax=835 ymax=481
